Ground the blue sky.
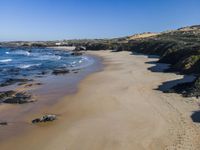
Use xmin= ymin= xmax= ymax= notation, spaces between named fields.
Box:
xmin=0 ymin=0 xmax=200 ymax=41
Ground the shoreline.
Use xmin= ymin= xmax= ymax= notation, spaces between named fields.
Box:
xmin=0 ymin=51 xmax=103 ymax=142
xmin=1 ymin=50 xmax=200 ymax=149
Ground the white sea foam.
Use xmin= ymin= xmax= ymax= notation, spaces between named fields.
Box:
xmin=10 ymin=50 xmax=30 ymax=56
xmin=34 ymin=55 xmax=61 ymax=61
xmin=0 ymin=59 xmax=12 ymax=63
xmin=69 ymin=56 xmax=94 ymax=69
xmin=18 ymin=63 xmax=41 ymax=69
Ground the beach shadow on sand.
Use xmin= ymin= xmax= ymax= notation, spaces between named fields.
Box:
xmin=131 ymin=52 xmax=200 ymax=123
xmin=144 ymin=58 xmax=195 ymax=92
xmin=131 ymin=51 xmax=159 ymax=59
xmin=129 ymin=52 xmax=196 ymax=93
xmin=146 ymin=61 xmax=170 ymax=73
xmin=191 ymin=111 xmax=200 ymax=123
xmin=157 ymin=75 xmax=195 ymax=92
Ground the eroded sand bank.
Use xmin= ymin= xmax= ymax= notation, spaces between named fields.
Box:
xmin=1 ymin=50 xmax=200 ymax=150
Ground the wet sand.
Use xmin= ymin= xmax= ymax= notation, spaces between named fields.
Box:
xmin=0 ymin=54 xmax=102 ymax=141
xmin=1 ymin=50 xmax=200 ymax=150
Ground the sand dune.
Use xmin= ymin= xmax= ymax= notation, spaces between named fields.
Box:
xmin=1 ymin=50 xmax=200 ymax=150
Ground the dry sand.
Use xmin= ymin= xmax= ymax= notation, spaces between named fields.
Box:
xmin=1 ymin=50 xmax=200 ymax=150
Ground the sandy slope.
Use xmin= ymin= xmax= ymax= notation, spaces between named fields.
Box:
xmin=1 ymin=50 xmax=200 ymax=150
xmin=128 ymin=32 xmax=158 ymax=40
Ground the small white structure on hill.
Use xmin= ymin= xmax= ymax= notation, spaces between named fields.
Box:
xmin=55 ymin=42 xmax=62 ymax=46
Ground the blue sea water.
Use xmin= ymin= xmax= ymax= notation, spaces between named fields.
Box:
xmin=0 ymin=47 xmax=94 ymax=84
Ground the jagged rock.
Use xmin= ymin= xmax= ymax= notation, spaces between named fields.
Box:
xmin=32 ymin=114 xmax=57 ymax=124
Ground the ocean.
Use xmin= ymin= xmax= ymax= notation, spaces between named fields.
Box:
xmin=0 ymin=47 xmax=94 ymax=87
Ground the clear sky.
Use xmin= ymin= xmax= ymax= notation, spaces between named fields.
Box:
xmin=0 ymin=0 xmax=200 ymax=41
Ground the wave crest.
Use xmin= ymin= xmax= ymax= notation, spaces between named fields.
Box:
xmin=0 ymin=59 xmax=12 ymax=63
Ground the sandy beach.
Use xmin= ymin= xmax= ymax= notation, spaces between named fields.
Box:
xmin=1 ymin=50 xmax=200 ymax=150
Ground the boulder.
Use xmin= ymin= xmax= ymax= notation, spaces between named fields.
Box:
xmin=32 ymin=115 xmax=57 ymax=124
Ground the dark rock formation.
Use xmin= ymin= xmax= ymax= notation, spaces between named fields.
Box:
xmin=0 ymin=122 xmax=8 ymax=126
xmin=75 ymin=46 xmax=86 ymax=51
xmin=167 ymin=76 xmax=200 ymax=97
xmin=0 ymin=91 xmax=33 ymax=104
xmin=0 ymin=91 xmax=15 ymax=100
xmin=32 ymin=114 xmax=57 ymax=124
xmin=52 ymin=69 xmax=70 ymax=75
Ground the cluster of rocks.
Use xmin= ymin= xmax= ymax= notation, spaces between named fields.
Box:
xmin=32 ymin=114 xmax=57 ymax=124
xmin=0 ymin=90 xmax=33 ymax=104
